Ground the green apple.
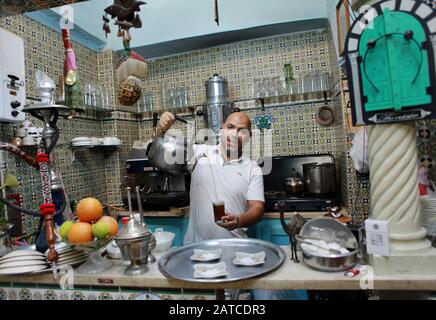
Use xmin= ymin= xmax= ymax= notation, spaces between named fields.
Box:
xmin=60 ymin=221 xmax=74 ymax=239
xmin=92 ymin=221 xmax=109 ymax=239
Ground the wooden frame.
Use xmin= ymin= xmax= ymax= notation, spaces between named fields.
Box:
xmin=336 ymin=0 xmax=351 ymax=57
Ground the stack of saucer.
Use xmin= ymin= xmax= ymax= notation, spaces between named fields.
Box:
xmin=0 ymin=250 xmax=49 ymax=275
xmin=421 ymin=197 xmax=436 ymax=236
xmin=71 ymin=137 xmax=93 ymax=147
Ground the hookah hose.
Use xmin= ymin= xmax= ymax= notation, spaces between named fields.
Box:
xmin=0 ymin=142 xmax=38 ymax=168
xmin=35 ymin=141 xmax=58 ymax=262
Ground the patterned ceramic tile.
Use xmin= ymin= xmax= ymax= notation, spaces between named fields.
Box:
xmin=0 ymin=14 xmax=358 ymax=233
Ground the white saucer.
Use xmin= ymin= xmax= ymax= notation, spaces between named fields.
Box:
xmin=0 ymin=264 xmax=48 ymax=275
xmin=0 ymin=259 xmax=48 ymax=269
xmin=190 ymin=249 xmax=222 ymax=262
xmin=233 ymin=251 xmax=266 ymax=266
xmin=0 ymin=250 xmax=44 ymax=261
xmin=193 ymin=262 xmax=228 ymax=279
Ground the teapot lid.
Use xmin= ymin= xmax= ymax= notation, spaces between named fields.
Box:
xmin=207 ymin=73 xmax=227 ymax=83
xmin=116 ymin=217 xmax=150 ymax=240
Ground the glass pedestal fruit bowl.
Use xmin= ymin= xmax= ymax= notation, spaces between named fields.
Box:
xmin=62 ymin=237 xmax=114 ymax=274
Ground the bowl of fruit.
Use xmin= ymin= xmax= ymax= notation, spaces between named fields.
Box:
xmin=59 ymin=197 xmax=119 ymax=274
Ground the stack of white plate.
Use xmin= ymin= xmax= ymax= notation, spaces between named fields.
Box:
xmin=46 ymin=244 xmax=87 ymax=268
xmin=71 ymin=137 xmax=93 ymax=147
xmin=421 ymin=197 xmax=436 ymax=236
xmin=0 ymin=250 xmax=49 ymax=275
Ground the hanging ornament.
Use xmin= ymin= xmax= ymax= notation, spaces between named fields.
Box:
xmin=61 ymin=29 xmax=84 ymax=115
xmin=214 ymin=0 xmax=219 ymax=26
xmin=103 ymin=1 xmax=148 ymax=107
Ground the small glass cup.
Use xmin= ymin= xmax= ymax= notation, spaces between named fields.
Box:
xmin=253 ymin=78 xmax=262 ymax=98
xmin=213 ymin=201 xmax=225 ymax=225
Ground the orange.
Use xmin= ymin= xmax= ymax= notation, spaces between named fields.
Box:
xmin=67 ymin=222 xmax=93 ymax=244
xmin=76 ymin=197 xmax=103 ymax=223
xmin=98 ymin=216 xmax=119 ymax=236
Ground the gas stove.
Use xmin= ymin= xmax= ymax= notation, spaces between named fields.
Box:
xmin=264 ymin=191 xmax=340 ymax=212
xmin=261 ymin=155 xmax=341 ymax=212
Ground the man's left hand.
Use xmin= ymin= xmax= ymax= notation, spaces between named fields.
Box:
xmin=219 ymin=214 xmax=239 ymax=230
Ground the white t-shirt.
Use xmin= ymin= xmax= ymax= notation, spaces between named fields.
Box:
xmin=183 ymin=144 xmax=265 ymax=244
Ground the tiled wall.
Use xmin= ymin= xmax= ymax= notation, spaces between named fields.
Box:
xmin=0 ymin=284 xmax=215 ymax=300
xmin=1 ymin=13 xmax=362 ymax=236
xmin=138 ymin=30 xmax=337 ymax=160
xmin=0 ymin=15 xmax=121 ymax=235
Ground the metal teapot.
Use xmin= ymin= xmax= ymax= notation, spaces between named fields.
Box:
xmin=284 ymin=177 xmax=304 ymax=195
xmin=146 ymin=112 xmax=197 ymax=175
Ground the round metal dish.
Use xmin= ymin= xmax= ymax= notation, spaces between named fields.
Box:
xmin=158 ymin=238 xmax=286 ymax=283
xmin=299 ymin=217 xmax=359 ymax=272
xmin=301 ymin=250 xmax=358 ymax=272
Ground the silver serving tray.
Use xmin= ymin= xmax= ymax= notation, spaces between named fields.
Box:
xmin=158 ymin=238 xmax=286 ymax=283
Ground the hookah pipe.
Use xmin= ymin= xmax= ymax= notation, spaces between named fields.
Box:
xmin=0 ymin=109 xmax=65 ymax=264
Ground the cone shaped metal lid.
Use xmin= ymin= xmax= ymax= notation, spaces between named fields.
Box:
xmin=116 ymin=217 xmax=150 ymax=240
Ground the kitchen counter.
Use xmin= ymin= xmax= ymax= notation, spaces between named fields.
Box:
xmin=1 ymin=247 xmax=436 ymax=291
xmin=116 ymin=208 xmax=327 ymax=219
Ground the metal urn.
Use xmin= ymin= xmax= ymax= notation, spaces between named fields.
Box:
xmin=115 ymin=187 xmax=152 ymax=275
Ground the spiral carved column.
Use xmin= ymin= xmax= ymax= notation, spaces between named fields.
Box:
xmin=368 ymin=123 xmax=431 ymax=253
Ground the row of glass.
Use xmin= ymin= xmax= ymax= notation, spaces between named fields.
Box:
xmin=82 ymin=83 xmax=112 ymax=110
xmin=252 ymin=72 xmax=331 ymax=98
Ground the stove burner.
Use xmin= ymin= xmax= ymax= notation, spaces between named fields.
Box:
xmin=264 ymin=191 xmax=287 ymax=198
xmin=264 ymin=190 xmax=340 ymax=212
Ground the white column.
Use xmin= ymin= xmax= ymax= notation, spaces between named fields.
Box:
xmin=368 ymin=123 xmax=431 ymax=253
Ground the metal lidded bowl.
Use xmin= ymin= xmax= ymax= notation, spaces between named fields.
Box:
xmin=299 ymin=217 xmax=358 ymax=272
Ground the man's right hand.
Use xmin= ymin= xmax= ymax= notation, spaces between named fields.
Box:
xmin=157 ymin=112 xmax=176 ymax=132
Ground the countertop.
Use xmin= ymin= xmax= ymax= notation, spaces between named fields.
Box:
xmin=116 ymin=208 xmax=327 ymax=219
xmin=1 ymin=247 xmax=436 ymax=291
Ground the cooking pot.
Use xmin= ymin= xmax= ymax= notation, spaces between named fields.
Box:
xmin=146 ymin=113 xmax=198 ymax=175
xmin=284 ymin=177 xmax=304 ymax=195
xmin=303 ymin=162 xmax=336 ymax=194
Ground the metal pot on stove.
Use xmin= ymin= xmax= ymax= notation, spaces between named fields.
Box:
xmin=303 ymin=162 xmax=337 ymax=195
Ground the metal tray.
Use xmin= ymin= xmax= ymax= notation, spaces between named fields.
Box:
xmin=158 ymin=238 xmax=286 ymax=283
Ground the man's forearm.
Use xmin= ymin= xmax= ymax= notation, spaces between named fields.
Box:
xmin=238 ymin=202 xmax=264 ymax=228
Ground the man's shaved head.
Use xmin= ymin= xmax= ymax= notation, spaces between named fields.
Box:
xmin=224 ymin=112 xmax=252 ymax=133
xmin=221 ymin=111 xmax=252 ymax=160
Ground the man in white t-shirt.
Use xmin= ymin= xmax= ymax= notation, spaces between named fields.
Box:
xmin=157 ymin=111 xmax=265 ymax=244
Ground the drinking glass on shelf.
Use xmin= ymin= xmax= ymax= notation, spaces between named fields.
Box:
xmin=262 ymin=78 xmax=271 ymax=97
xmin=293 ymin=78 xmax=303 ymax=94
xmin=182 ymin=86 xmax=190 ymax=107
xmin=320 ymin=72 xmax=330 ymax=92
xmin=161 ymin=83 xmax=169 ymax=110
xmin=82 ymin=83 xmax=89 ymax=106
xmin=136 ymin=94 xmax=144 ymax=113
xmin=253 ymin=78 xmax=262 ymax=99
xmin=143 ymin=93 xmax=154 ymax=112
xmin=169 ymin=87 xmax=178 ymax=110
xmin=272 ymin=76 xmax=285 ymax=96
